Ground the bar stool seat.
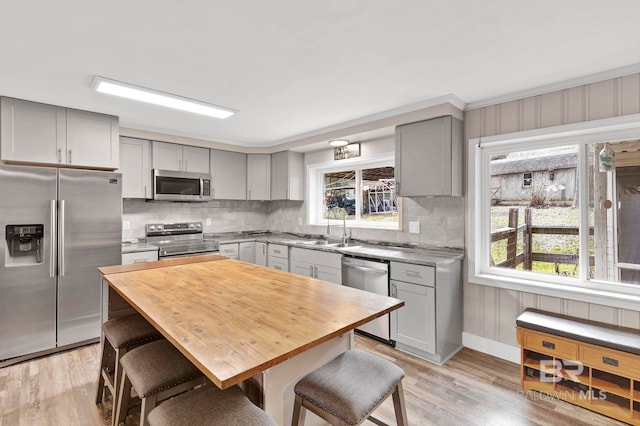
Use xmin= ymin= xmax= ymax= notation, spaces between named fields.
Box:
xmin=95 ymin=313 xmax=163 ymax=414
xmin=115 ymin=339 xmax=205 ymax=426
xmin=147 ymin=383 xmax=276 ymax=426
xmin=292 ymin=350 xmax=408 ymax=426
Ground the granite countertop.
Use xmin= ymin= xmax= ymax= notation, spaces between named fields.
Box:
xmin=204 ymin=231 xmax=464 ymax=266
xmin=121 ymin=231 xmax=464 ymax=265
xmin=121 ymin=241 xmax=159 ymax=254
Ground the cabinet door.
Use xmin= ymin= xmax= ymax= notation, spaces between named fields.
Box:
xmin=271 ymin=151 xmax=304 ymax=200
xmin=255 ymin=242 xmax=267 ymax=266
xmin=120 ymin=137 xmax=151 ymax=198
xmin=247 ymin=154 xmax=271 ymax=200
xmin=395 ymin=116 xmax=461 ymax=196
xmin=219 ymin=243 xmax=239 ymax=260
xmin=152 ymin=141 xmax=183 ymax=171
xmin=314 ymin=264 xmax=341 ymax=284
xmin=239 ymin=242 xmax=255 ymax=263
xmin=268 ymin=257 xmax=289 ymax=272
xmin=290 ymin=259 xmax=313 ymax=278
xmin=210 ymin=149 xmax=246 ymax=200
xmin=391 ymin=279 xmax=436 ymax=354
xmin=182 ymin=145 xmax=210 ymax=173
xmin=66 ymin=109 xmax=119 ymax=169
xmin=1 ymin=97 xmax=65 ymax=164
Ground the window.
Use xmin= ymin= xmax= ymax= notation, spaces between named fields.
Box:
xmin=468 ymin=116 xmax=640 ymax=306
xmin=308 ymin=155 xmax=399 ymax=229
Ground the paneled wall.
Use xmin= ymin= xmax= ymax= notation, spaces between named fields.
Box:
xmin=464 ymin=73 xmax=640 ymax=356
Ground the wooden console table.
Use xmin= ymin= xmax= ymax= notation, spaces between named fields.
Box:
xmin=516 ymin=309 xmax=640 ymax=425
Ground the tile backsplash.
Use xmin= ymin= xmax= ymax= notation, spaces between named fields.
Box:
xmin=123 ymin=196 xmax=464 ymax=249
xmin=122 ymin=199 xmax=270 ymax=240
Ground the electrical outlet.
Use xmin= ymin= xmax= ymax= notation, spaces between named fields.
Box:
xmin=206 ymin=218 xmax=212 ymax=226
xmin=409 ymin=221 xmax=420 ymax=234
xmin=123 ymin=220 xmax=130 ymax=231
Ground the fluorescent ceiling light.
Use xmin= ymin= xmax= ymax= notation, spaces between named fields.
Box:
xmin=90 ymin=76 xmax=236 ymax=119
xmin=329 ymin=139 xmax=349 ymax=147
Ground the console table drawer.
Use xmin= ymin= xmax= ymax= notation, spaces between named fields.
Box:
xmin=521 ymin=329 xmax=578 ymax=360
xmin=580 ymin=344 xmax=640 ymax=380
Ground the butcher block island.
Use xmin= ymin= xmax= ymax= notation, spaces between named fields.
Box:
xmin=100 ymin=256 xmax=404 ymax=425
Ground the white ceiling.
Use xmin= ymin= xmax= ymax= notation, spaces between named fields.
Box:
xmin=2 ymin=1 xmax=640 ymax=150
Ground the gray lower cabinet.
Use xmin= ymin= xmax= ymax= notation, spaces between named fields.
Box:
xmin=219 ymin=243 xmax=239 ymax=260
xmin=122 ymin=250 xmax=158 ymax=264
xmin=210 ymin=149 xmax=246 ymax=200
xmin=255 ymin=242 xmax=267 ymax=266
xmin=390 ymin=259 xmax=461 ymax=365
xmin=239 ymin=242 xmax=255 ymax=263
xmin=395 ymin=115 xmax=462 ymax=196
xmin=289 ymin=247 xmax=341 ymax=284
xmin=267 ymin=244 xmax=289 ymax=272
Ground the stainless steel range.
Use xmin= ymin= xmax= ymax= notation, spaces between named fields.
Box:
xmin=146 ymin=222 xmax=218 ymax=258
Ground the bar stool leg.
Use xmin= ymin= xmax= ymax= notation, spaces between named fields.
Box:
xmin=115 ymin=371 xmax=132 ymax=426
xmin=139 ymin=393 xmax=157 ymax=426
xmin=291 ymin=394 xmax=306 ymax=426
xmin=392 ymin=381 xmax=408 ymax=426
xmin=95 ymin=338 xmax=110 ymax=404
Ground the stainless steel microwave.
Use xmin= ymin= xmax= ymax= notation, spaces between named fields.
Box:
xmin=152 ymin=169 xmax=212 ymax=201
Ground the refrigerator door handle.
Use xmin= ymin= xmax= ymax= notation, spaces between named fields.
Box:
xmin=50 ymin=200 xmax=57 ymax=278
xmin=59 ymin=200 xmax=65 ymax=276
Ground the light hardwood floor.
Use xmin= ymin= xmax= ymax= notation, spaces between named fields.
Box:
xmin=0 ymin=336 xmax=627 ymax=426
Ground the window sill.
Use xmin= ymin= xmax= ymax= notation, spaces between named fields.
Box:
xmin=470 ymin=272 xmax=640 ymax=311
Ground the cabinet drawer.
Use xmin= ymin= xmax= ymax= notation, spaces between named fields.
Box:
xmin=268 ymin=244 xmax=289 ymax=259
xmin=390 ymin=262 xmax=435 ymax=286
xmin=521 ymin=329 xmax=578 ymax=360
xmin=580 ymin=344 xmax=640 ymax=380
xmin=122 ymin=250 xmax=158 ymax=264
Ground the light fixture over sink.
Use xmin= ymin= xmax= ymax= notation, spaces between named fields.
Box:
xmin=90 ymin=76 xmax=236 ymax=119
xmin=328 ymin=139 xmax=349 ymax=147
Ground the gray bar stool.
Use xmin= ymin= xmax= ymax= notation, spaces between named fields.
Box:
xmin=95 ymin=313 xmax=163 ymax=422
xmin=147 ymin=383 xmax=277 ymax=426
xmin=292 ymin=350 xmax=408 ymax=426
xmin=115 ymin=339 xmax=205 ymax=426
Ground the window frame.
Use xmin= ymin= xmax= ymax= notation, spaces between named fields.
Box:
xmin=307 ymin=153 xmax=400 ymax=230
xmin=468 ymin=114 xmax=640 ymax=310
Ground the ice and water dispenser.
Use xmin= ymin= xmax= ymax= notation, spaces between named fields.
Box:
xmin=5 ymin=224 xmax=44 ymax=266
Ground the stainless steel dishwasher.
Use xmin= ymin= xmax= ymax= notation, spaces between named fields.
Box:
xmin=342 ymin=256 xmax=392 ymax=345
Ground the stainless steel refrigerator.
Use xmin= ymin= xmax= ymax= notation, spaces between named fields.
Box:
xmin=0 ymin=164 xmax=121 ymax=363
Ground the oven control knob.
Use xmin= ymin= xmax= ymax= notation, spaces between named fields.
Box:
xmin=189 ymin=223 xmax=195 ymax=228
xmin=149 ymin=225 xmax=155 ymax=231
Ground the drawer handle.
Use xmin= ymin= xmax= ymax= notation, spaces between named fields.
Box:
xmin=403 ymin=270 xmax=422 ymax=278
xmin=274 ymin=249 xmax=281 ymax=254
xmin=542 ymin=340 xmax=556 ymax=350
xmin=602 ymin=356 xmax=619 ymax=367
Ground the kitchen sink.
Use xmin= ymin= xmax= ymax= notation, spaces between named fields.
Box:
xmin=335 ymin=242 xmax=361 ymax=248
xmin=302 ymin=240 xmax=339 ymax=247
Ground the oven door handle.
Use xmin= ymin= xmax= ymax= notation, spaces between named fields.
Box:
xmin=343 ymin=263 xmax=387 ymax=274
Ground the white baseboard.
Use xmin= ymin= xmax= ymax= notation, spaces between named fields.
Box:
xmin=462 ymin=332 xmax=520 ymax=364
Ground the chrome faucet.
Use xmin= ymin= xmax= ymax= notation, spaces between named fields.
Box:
xmin=342 ymin=216 xmax=347 ymax=245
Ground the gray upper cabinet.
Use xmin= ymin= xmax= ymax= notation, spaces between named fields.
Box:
xmin=120 ymin=137 xmax=151 ymax=199
xmin=210 ymin=149 xmax=246 ymax=200
xmin=271 ymin=151 xmax=304 ymax=201
xmin=1 ymin=97 xmax=119 ymax=169
xmin=152 ymin=141 xmax=209 ymax=173
xmin=395 ymin=115 xmax=462 ymax=197
xmin=247 ymin=154 xmax=271 ymax=200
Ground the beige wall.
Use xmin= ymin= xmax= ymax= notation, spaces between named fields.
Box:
xmin=463 ymin=73 xmax=640 ymax=353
